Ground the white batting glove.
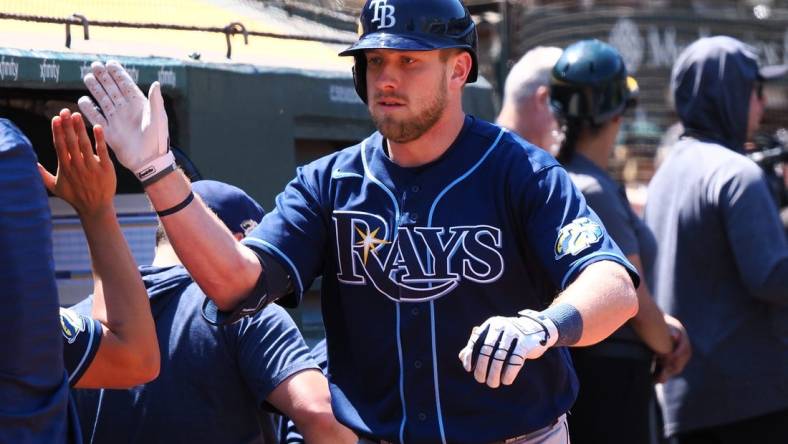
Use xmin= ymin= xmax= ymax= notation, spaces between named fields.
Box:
xmin=78 ymin=60 xmax=173 ymax=183
xmin=458 ymin=310 xmax=558 ymax=389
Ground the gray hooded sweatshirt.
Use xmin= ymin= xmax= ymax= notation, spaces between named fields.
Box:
xmin=645 ymin=36 xmax=788 ymax=436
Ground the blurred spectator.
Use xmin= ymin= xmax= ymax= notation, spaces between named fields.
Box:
xmin=549 ymin=39 xmax=691 ymax=444
xmin=497 ymin=46 xmax=563 ymax=154
xmin=645 ymin=36 xmax=788 ymax=443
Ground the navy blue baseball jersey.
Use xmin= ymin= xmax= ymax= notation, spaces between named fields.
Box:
xmin=60 ymin=307 xmax=102 ymax=386
xmin=0 ymin=118 xmax=71 ymax=444
xmin=244 ymin=115 xmax=636 ymax=444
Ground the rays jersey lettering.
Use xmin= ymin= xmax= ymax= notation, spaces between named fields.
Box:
xmin=334 ymin=211 xmax=504 ymax=302
xmin=369 ymin=0 xmax=396 ymax=29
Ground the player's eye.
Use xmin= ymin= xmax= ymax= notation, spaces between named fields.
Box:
xmin=366 ymin=56 xmax=383 ymax=66
xmin=401 ymin=56 xmax=416 ymax=65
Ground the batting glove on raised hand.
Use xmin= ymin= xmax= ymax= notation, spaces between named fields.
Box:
xmin=458 ymin=310 xmax=558 ymax=389
xmin=78 ymin=60 xmax=173 ymax=184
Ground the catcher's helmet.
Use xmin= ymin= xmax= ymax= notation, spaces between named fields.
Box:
xmin=339 ymin=0 xmax=478 ymax=103
xmin=549 ymin=39 xmax=638 ymax=126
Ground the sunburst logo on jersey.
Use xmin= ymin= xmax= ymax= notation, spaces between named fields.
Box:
xmin=354 ymin=225 xmax=389 ymax=264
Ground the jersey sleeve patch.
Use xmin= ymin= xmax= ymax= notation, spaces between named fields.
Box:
xmin=554 ymin=217 xmax=604 ymax=260
xmin=60 ymin=307 xmax=102 ymax=385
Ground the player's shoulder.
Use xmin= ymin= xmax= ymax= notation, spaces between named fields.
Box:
xmin=473 ymin=119 xmax=561 ymax=176
xmin=680 ymin=139 xmax=764 ymax=186
xmin=567 ymin=170 xmax=604 ymax=197
xmin=296 ymin=136 xmax=372 ymax=184
xmin=0 ymin=118 xmax=34 ymax=156
xmin=563 ymin=156 xmax=608 ymax=197
xmin=234 ymin=302 xmax=298 ymax=333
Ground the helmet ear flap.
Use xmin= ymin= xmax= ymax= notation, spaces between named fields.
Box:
xmin=352 ymin=55 xmax=368 ymax=104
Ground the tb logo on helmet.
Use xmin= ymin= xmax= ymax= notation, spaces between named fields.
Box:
xmin=369 ymin=0 xmax=396 ymax=29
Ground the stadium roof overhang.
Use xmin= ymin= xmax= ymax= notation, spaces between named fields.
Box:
xmin=0 ymin=0 xmax=358 ymax=92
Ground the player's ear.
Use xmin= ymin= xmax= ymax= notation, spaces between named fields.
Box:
xmin=536 ymin=85 xmax=550 ymax=107
xmin=449 ymin=50 xmax=472 ymax=87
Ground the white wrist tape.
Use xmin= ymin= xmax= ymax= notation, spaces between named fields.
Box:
xmin=135 ymin=150 xmax=175 ymax=185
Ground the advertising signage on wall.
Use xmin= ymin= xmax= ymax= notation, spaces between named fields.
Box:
xmin=0 ymin=48 xmax=184 ymax=91
xmin=607 ymin=17 xmax=788 ymax=74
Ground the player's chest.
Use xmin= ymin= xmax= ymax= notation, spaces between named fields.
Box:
xmin=329 ymin=178 xmax=518 ymax=303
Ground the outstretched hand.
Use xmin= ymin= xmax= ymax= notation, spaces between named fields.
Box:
xmin=78 ymin=60 xmax=169 ymax=177
xmin=38 ymin=109 xmax=116 ymax=217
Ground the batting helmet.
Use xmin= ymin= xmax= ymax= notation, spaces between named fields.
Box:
xmin=549 ymin=39 xmax=638 ymax=126
xmin=339 ymin=0 xmax=478 ymax=103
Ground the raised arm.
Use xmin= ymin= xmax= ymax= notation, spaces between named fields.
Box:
xmin=144 ymin=171 xmax=262 ymax=309
xmin=78 ymin=61 xmax=260 ymax=310
xmin=40 ymin=110 xmax=158 ymax=388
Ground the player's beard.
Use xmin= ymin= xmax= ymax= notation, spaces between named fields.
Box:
xmin=370 ymin=75 xmax=448 ymax=144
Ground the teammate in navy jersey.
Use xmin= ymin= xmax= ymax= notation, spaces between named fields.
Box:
xmin=1 ymin=118 xmax=70 ymax=443
xmin=1 ymin=110 xmax=159 ymax=444
xmin=71 ymin=180 xmax=354 ymax=444
xmin=77 ymin=1 xmax=639 ymax=442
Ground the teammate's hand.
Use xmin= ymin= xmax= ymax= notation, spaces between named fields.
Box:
xmin=38 ymin=109 xmax=116 ymax=217
xmin=654 ymin=314 xmax=691 ymax=383
xmin=458 ymin=310 xmax=558 ymax=388
xmin=78 ymin=60 xmax=170 ymax=179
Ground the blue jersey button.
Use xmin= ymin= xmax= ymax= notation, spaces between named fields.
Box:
xmin=417 ymin=412 xmax=427 ymax=421
xmin=411 ymin=307 xmax=420 ymax=316
xmin=414 ymin=360 xmax=422 ymax=369
xmin=410 ymin=185 xmax=420 ymax=193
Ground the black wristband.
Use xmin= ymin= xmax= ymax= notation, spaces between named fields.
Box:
xmin=156 ymin=191 xmax=194 ymax=217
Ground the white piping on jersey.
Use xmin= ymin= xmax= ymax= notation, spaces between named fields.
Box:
xmin=427 ymin=128 xmax=507 ymax=224
xmin=396 ymin=304 xmax=407 ymax=444
xmin=560 ymin=251 xmax=629 ymax=289
xmin=68 ymin=311 xmax=97 ymax=384
xmin=428 ymin=301 xmax=447 ymax=444
xmin=425 ymin=127 xmax=506 ymax=444
xmin=89 ymin=388 xmax=105 ymax=444
xmin=360 ymin=139 xmax=401 ymax=224
xmin=360 ymin=138 xmax=409 ymax=443
xmin=242 ymin=238 xmax=305 ymax=298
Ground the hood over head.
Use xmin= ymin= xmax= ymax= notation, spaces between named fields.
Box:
xmin=671 ymin=36 xmax=761 ymax=151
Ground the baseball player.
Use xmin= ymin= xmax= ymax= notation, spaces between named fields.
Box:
xmin=549 ymin=40 xmax=691 ymax=443
xmin=71 ymin=180 xmax=355 ymax=444
xmin=1 ymin=118 xmax=70 ymax=443
xmin=77 ymin=1 xmax=639 ymax=442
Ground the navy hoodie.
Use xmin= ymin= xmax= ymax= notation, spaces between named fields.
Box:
xmin=645 ymin=36 xmax=788 ymax=436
